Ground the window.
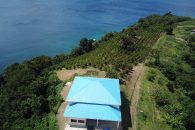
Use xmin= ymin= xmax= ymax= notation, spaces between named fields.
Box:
xmin=78 ymin=120 xmax=84 ymax=123
xmin=71 ymin=119 xmax=77 ymax=123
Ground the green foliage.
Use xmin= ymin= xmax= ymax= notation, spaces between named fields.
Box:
xmin=0 ymin=56 xmax=62 ymax=129
xmin=80 ymin=38 xmax=94 ymax=52
xmin=165 ymin=25 xmax=174 ymax=35
xmin=185 ymin=34 xmax=195 ymax=43
xmin=139 ymin=31 xmax=195 ymax=130
xmin=70 ymin=38 xmax=95 ymax=57
xmin=71 ymin=47 xmax=85 ymax=56
xmin=163 ymin=104 xmax=188 ymax=130
xmin=152 ymin=84 xmax=172 ymax=106
xmin=100 ymin=32 xmax=115 ymax=41
xmin=0 ymin=14 xmax=193 ymax=130
xmin=138 ymin=67 xmax=172 ymax=130
xmin=52 ymin=54 xmax=68 ymax=64
xmin=120 ymin=35 xmax=135 ymax=51
xmin=184 ymin=37 xmax=195 ymax=68
xmin=138 ymin=12 xmax=191 ymax=29
xmin=55 ymin=23 xmax=163 ymax=80
xmin=121 ymin=92 xmax=132 ymax=130
xmin=26 ymin=56 xmax=52 ymax=74
xmin=106 ymin=68 xmax=118 ymax=79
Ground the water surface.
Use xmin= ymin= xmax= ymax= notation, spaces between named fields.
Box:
xmin=0 ymin=0 xmax=195 ymax=72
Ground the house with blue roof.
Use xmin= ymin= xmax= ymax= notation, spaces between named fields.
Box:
xmin=64 ymin=76 xmax=122 ymax=130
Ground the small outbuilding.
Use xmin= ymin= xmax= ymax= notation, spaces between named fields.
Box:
xmin=64 ymin=76 xmax=122 ymax=130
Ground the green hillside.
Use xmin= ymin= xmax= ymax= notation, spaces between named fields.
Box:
xmin=138 ymin=21 xmax=195 ymax=130
xmin=0 ymin=13 xmax=194 ymax=130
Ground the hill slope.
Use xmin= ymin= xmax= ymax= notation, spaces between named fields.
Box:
xmin=137 ymin=20 xmax=195 ymax=130
xmin=0 ymin=14 xmax=193 ymax=130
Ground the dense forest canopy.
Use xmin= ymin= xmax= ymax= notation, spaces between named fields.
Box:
xmin=0 ymin=13 xmax=194 ymax=130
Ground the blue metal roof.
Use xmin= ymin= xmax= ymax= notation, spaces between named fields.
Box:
xmin=66 ymin=76 xmax=121 ymax=106
xmin=64 ymin=103 xmax=121 ymax=121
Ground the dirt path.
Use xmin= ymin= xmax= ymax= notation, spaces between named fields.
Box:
xmin=56 ymin=68 xmax=106 ymax=130
xmin=56 ymin=85 xmax=71 ymax=130
xmin=126 ymin=63 xmax=145 ymax=130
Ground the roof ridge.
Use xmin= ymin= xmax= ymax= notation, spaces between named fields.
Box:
xmin=67 ymin=78 xmax=92 ymax=100
xmin=67 ymin=76 xmax=120 ymax=105
xmin=97 ymin=81 xmax=119 ymax=105
xmin=69 ymin=81 xmax=119 ymax=105
xmin=101 ymin=80 xmax=120 ymax=103
xmin=64 ymin=103 xmax=121 ymax=121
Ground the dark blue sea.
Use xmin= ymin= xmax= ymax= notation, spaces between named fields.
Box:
xmin=0 ymin=0 xmax=195 ymax=72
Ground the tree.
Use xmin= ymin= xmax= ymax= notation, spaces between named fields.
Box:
xmin=0 ymin=75 xmax=4 ymax=85
xmin=186 ymin=34 xmax=195 ymax=43
xmin=101 ymin=32 xmax=115 ymax=41
xmin=106 ymin=68 xmax=118 ymax=78
xmin=120 ymin=36 xmax=135 ymax=51
xmin=26 ymin=56 xmax=52 ymax=74
xmin=52 ymin=54 xmax=68 ymax=64
xmin=163 ymin=12 xmax=173 ymax=17
xmin=152 ymin=84 xmax=172 ymax=106
xmin=71 ymin=47 xmax=84 ymax=56
xmin=80 ymin=38 xmax=93 ymax=52
xmin=165 ymin=25 xmax=173 ymax=35
xmin=154 ymin=50 xmax=160 ymax=66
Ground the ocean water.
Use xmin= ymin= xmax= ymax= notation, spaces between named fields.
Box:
xmin=0 ymin=0 xmax=195 ymax=72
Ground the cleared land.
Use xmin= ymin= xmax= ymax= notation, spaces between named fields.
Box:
xmin=56 ymin=67 xmax=106 ymax=81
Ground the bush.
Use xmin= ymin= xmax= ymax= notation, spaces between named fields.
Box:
xmin=186 ymin=34 xmax=195 ymax=43
xmin=71 ymin=47 xmax=84 ymax=56
xmin=80 ymin=38 xmax=94 ymax=52
xmin=165 ymin=25 xmax=174 ymax=35
xmin=120 ymin=36 xmax=135 ymax=51
xmin=152 ymin=84 xmax=172 ymax=106
xmin=52 ymin=54 xmax=68 ymax=64
xmin=106 ymin=68 xmax=118 ymax=79
xmin=147 ymin=69 xmax=157 ymax=82
xmin=101 ymin=32 xmax=115 ymax=41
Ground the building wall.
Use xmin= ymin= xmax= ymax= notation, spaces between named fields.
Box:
xmin=66 ymin=117 xmax=86 ymax=126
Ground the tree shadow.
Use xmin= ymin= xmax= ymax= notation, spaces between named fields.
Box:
xmin=121 ymin=92 xmax=132 ymax=130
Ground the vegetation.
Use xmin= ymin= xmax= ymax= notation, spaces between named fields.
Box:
xmin=138 ymin=22 xmax=195 ymax=130
xmin=0 ymin=13 xmax=194 ymax=130
xmin=137 ymin=67 xmax=172 ymax=130
xmin=71 ymin=38 xmax=96 ymax=56
xmin=0 ymin=56 xmax=64 ymax=130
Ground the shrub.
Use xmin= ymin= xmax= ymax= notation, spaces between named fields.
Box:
xmin=164 ymin=25 xmax=174 ymax=35
xmin=152 ymin=84 xmax=172 ymax=106
xmin=106 ymin=68 xmax=118 ymax=79
xmin=120 ymin=36 xmax=135 ymax=51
